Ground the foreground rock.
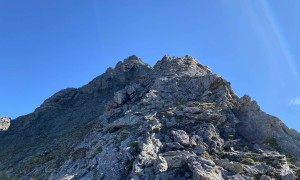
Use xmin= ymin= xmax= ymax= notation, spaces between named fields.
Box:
xmin=0 ymin=117 xmax=10 ymax=131
xmin=0 ymin=55 xmax=300 ymax=179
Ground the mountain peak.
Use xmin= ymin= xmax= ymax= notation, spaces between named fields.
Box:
xmin=1 ymin=55 xmax=299 ymax=180
xmin=113 ymin=55 xmax=150 ymax=72
xmin=123 ymin=55 xmax=148 ymax=70
xmin=125 ymin=54 xmax=140 ymax=62
xmin=154 ymin=55 xmax=211 ymax=76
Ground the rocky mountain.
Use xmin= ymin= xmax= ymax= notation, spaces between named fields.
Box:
xmin=1 ymin=55 xmax=300 ymax=180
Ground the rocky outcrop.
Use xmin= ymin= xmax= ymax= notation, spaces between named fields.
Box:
xmin=237 ymin=95 xmax=300 ymax=161
xmin=0 ymin=117 xmax=10 ymax=131
xmin=0 ymin=55 xmax=300 ymax=180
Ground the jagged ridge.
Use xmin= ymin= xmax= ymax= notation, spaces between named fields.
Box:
xmin=1 ymin=55 xmax=300 ymax=180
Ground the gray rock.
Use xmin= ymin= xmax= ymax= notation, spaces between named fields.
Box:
xmin=165 ymin=142 xmax=184 ymax=149
xmin=156 ymin=155 xmax=168 ymax=173
xmin=225 ymin=139 xmax=240 ymax=148
xmin=161 ymin=150 xmax=195 ymax=169
xmin=171 ymin=130 xmax=190 ymax=145
xmin=114 ymin=89 xmax=128 ymax=105
xmin=183 ymin=107 xmax=204 ymax=114
xmin=166 ymin=117 xmax=177 ymax=128
xmin=281 ymin=165 xmax=294 ymax=180
xmin=214 ymin=159 xmax=243 ymax=174
xmin=1 ymin=55 xmax=299 ymax=180
xmin=190 ymin=135 xmax=202 ymax=146
xmin=187 ymin=156 xmax=222 ymax=180
xmin=0 ymin=117 xmax=10 ymax=131
xmin=237 ymin=95 xmax=300 ymax=161
xmin=260 ymin=175 xmax=272 ymax=180
xmin=104 ymin=114 xmax=142 ymax=131
xmin=243 ymin=162 xmax=275 ymax=175
xmin=194 ymin=145 xmax=205 ymax=155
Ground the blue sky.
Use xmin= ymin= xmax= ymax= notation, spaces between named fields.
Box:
xmin=0 ymin=0 xmax=299 ymax=131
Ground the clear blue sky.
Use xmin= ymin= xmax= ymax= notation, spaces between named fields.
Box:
xmin=0 ymin=0 xmax=300 ymax=131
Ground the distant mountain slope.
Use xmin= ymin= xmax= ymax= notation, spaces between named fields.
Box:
xmin=1 ymin=55 xmax=299 ymax=180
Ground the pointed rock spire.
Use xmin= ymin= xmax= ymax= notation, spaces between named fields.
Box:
xmin=123 ymin=55 xmax=148 ymax=70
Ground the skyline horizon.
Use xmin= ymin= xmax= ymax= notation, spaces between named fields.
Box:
xmin=5 ymin=54 xmax=300 ymax=132
xmin=1 ymin=0 xmax=299 ymax=131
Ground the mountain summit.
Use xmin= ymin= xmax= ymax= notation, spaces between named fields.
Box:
xmin=1 ymin=55 xmax=300 ymax=179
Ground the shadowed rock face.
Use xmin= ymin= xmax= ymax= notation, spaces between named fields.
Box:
xmin=0 ymin=55 xmax=299 ymax=180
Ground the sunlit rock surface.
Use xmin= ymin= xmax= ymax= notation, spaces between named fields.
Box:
xmin=0 ymin=117 xmax=10 ymax=131
xmin=0 ymin=55 xmax=300 ymax=180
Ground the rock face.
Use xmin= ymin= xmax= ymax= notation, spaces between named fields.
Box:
xmin=0 ymin=117 xmax=10 ymax=131
xmin=0 ymin=55 xmax=300 ymax=180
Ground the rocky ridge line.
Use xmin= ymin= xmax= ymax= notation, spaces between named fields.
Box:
xmin=1 ymin=55 xmax=300 ymax=180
